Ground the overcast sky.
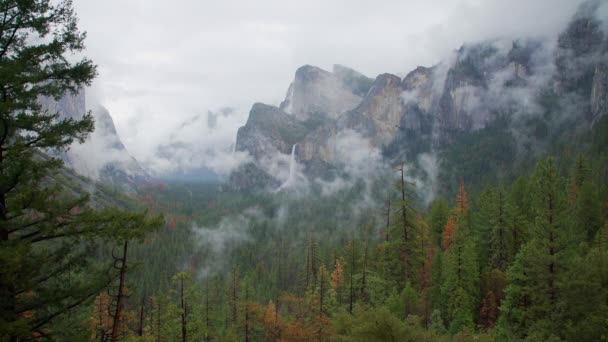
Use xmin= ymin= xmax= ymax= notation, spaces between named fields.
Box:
xmin=73 ymin=0 xmax=586 ymax=175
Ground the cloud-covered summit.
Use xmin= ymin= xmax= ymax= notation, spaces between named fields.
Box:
xmin=74 ymin=0 xmax=587 ymax=177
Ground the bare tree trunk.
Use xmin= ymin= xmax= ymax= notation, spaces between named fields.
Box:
xmin=157 ymin=297 xmax=162 ymax=342
xmin=110 ymin=241 xmax=128 ymax=342
xmin=137 ymin=297 xmax=145 ymax=336
xmin=181 ymin=277 xmax=187 ymax=342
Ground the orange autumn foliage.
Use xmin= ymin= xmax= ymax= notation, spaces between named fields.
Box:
xmin=330 ymin=258 xmax=344 ymax=290
xmin=442 ymin=217 xmax=455 ymax=250
xmin=456 ymin=179 xmax=469 ymax=216
xmin=250 ymin=294 xmax=332 ymax=342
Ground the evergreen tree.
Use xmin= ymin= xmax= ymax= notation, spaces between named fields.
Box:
xmin=499 ymin=158 xmax=571 ymax=339
xmin=428 ymin=251 xmax=445 ymax=323
xmin=0 ymin=1 xmax=161 ymax=339
xmin=426 ymin=198 xmax=450 ymax=248
xmin=575 ymin=180 xmax=602 ymax=241
xmin=345 ymin=239 xmax=358 ymax=313
xmin=477 ymin=185 xmax=511 ymax=271
xmin=442 ymin=182 xmax=479 ymax=333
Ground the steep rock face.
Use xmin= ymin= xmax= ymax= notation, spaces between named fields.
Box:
xmin=298 ymin=123 xmax=338 ymax=163
xmin=279 ymin=65 xmax=372 ymax=121
xmin=340 ymin=73 xmax=404 ymax=146
xmin=402 ymin=66 xmax=435 ymax=113
xmin=399 ymin=67 xmax=436 ymax=137
xmin=437 ymin=43 xmax=507 ymax=137
xmin=39 ymin=92 xmax=147 ymax=188
xmin=236 ymin=103 xmax=308 ymax=159
xmin=555 ymin=0 xmax=605 ymax=98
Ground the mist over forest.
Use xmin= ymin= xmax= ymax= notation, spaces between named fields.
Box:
xmin=1 ymin=1 xmax=608 ymax=341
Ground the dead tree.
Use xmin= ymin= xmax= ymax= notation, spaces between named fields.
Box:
xmin=137 ymin=296 xmax=145 ymax=336
xmin=157 ymin=297 xmax=162 ymax=342
xmin=110 ymin=241 xmax=129 ymax=342
xmin=180 ymin=276 xmax=187 ymax=342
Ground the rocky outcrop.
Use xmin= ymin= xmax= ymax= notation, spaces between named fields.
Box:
xmin=279 ymin=64 xmax=372 ymax=121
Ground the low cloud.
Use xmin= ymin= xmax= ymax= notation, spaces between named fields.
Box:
xmin=73 ymin=0 xmax=586 ymax=176
xmin=192 ymin=207 xmax=265 ymax=275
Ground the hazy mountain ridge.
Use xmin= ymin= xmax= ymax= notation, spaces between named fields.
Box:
xmin=39 ymin=91 xmax=148 ymax=191
xmin=230 ymin=1 xmax=608 ymax=191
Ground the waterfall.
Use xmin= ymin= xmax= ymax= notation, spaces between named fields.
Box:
xmin=277 ymin=144 xmax=297 ymax=191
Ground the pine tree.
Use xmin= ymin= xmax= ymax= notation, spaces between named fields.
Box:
xmin=109 ymin=241 xmax=129 ymax=342
xmin=505 ymin=185 xmax=529 ymax=260
xmin=499 ymin=158 xmax=571 ymax=339
xmin=428 ymin=251 xmax=445 ymax=324
xmin=575 ymin=180 xmax=602 ymax=241
xmin=416 ymin=215 xmax=434 ymax=326
xmin=305 ymin=237 xmax=319 ymax=291
xmin=427 ymin=198 xmax=450 ymax=248
xmin=558 ymin=225 xmax=608 ymax=341
xmin=228 ymin=267 xmax=240 ymax=325
xmin=455 ymin=179 xmax=469 ymax=217
xmin=0 ymin=1 xmax=162 ymax=339
xmin=170 ymin=272 xmax=203 ymax=342
xmin=442 ymin=217 xmax=455 ymax=251
xmin=442 ymin=181 xmax=478 ymax=333
xmin=477 ymin=185 xmax=511 ymax=271
xmin=567 ymin=154 xmax=591 ymax=206
xmin=345 ymin=239 xmax=358 ymax=313
xmin=330 ymin=256 xmax=345 ymax=308
xmin=396 ymin=164 xmax=416 ymax=284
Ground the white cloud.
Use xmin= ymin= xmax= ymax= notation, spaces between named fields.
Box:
xmin=74 ymin=0 xmax=587 ymax=175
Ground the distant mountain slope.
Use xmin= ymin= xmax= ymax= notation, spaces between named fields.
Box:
xmin=39 ymin=91 xmax=148 ymax=191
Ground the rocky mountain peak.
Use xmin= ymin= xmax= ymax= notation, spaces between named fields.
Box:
xmin=279 ymin=64 xmax=372 ymax=121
